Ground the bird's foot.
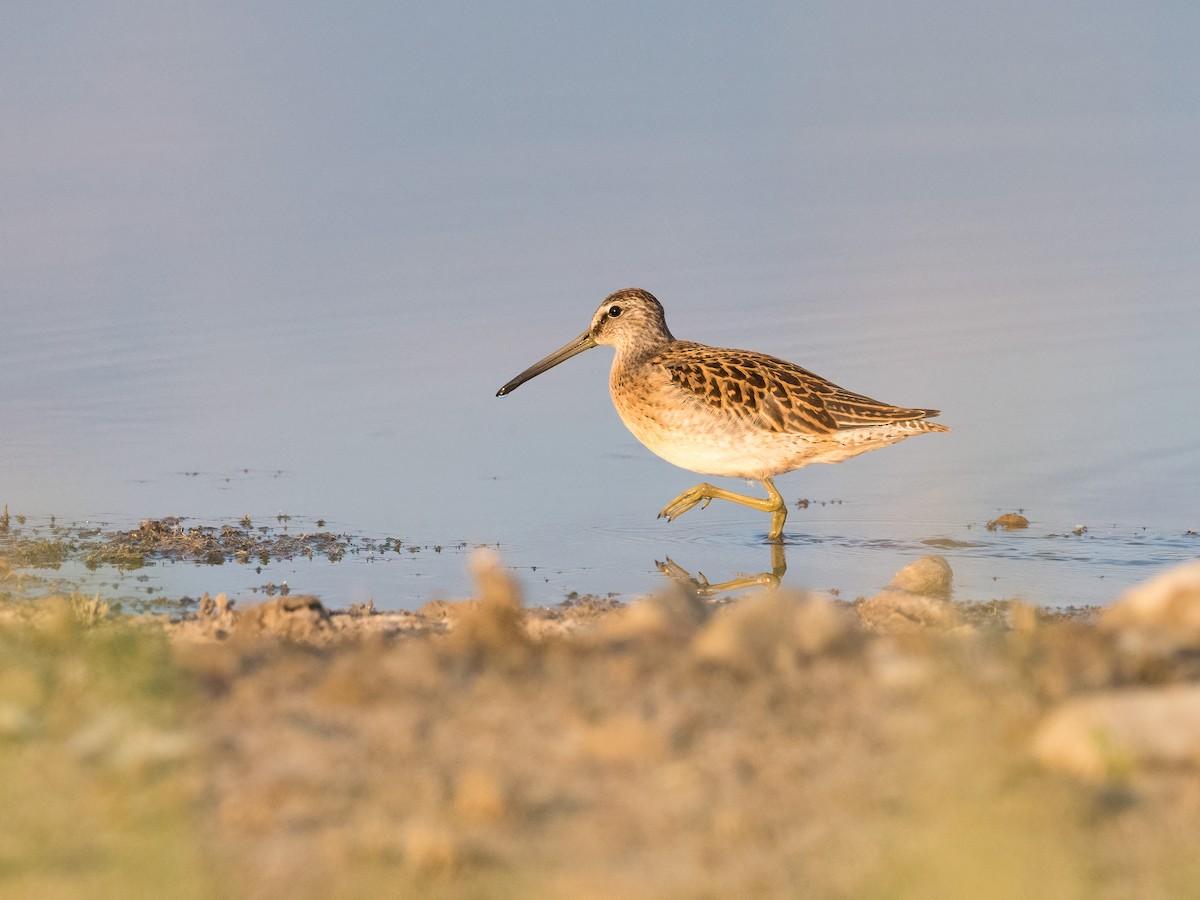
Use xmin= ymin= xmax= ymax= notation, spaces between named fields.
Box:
xmin=657 ymin=554 xmax=785 ymax=596
xmin=658 ymin=483 xmax=721 ymax=522
xmin=659 ymin=480 xmax=789 ymax=542
xmin=656 ymin=557 xmax=713 ymax=590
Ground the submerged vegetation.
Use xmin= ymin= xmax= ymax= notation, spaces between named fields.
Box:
xmin=0 ymin=514 xmax=372 ymax=572
xmin=82 ymin=517 xmax=359 ymax=568
xmin=0 ymin=512 xmax=416 ymax=610
xmin=0 ymin=509 xmax=463 ymax=568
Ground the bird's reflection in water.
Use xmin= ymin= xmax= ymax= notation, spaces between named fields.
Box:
xmin=657 ymin=542 xmax=787 ymax=597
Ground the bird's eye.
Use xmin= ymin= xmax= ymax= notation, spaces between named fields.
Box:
xmin=608 ymin=305 xmax=622 ymax=318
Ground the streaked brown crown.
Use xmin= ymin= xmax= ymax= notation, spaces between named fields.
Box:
xmin=589 ymin=288 xmax=675 ymax=353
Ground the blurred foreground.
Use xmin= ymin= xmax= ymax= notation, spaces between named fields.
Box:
xmin=2 ymin=552 xmax=1200 ymax=899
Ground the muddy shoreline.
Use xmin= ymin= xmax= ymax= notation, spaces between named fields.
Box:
xmin=4 ymin=544 xmax=1200 ymax=897
xmin=2 ymin=508 xmax=1158 ymax=614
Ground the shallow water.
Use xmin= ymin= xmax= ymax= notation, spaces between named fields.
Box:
xmin=3 ymin=5 xmax=1198 ymax=609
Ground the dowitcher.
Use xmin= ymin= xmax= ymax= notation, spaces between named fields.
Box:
xmin=496 ymin=288 xmax=949 ymax=542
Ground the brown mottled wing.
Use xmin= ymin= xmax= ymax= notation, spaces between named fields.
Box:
xmin=657 ymin=343 xmax=940 ymax=435
xmin=657 ymin=343 xmax=837 ymax=434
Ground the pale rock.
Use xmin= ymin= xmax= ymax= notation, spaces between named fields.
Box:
xmin=888 ymin=554 xmax=953 ymax=598
xmin=1100 ymin=560 xmax=1200 ymax=656
xmin=858 ymin=555 xmax=959 ymax=632
xmin=858 ymin=591 xmax=962 ymax=633
xmin=1033 ymin=685 xmax=1200 ymax=781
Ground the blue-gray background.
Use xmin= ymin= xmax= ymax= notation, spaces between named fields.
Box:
xmin=3 ymin=3 xmax=1198 ymax=607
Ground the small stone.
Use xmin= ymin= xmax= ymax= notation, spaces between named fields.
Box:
xmin=857 ymin=590 xmax=962 ymax=633
xmin=987 ymin=513 xmax=1029 ymax=531
xmin=888 ymin=554 xmax=953 ymax=598
xmin=1100 ymin=560 xmax=1200 ymax=656
xmin=858 ymin=555 xmax=960 ymax=632
xmin=1033 ymin=685 xmax=1200 ymax=781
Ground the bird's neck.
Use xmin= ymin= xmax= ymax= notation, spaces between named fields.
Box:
xmin=614 ymin=326 xmax=674 ymax=367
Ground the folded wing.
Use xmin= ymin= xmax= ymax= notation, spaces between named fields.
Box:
xmin=657 ymin=343 xmax=941 ymax=436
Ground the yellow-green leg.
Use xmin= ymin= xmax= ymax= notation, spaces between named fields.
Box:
xmin=658 ymin=542 xmax=788 ymax=596
xmin=658 ymin=477 xmax=788 ymax=542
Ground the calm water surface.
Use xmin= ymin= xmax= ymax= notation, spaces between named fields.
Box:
xmin=2 ymin=5 xmax=1197 ymax=609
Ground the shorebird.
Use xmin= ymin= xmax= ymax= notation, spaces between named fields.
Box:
xmin=496 ymin=288 xmax=948 ymax=542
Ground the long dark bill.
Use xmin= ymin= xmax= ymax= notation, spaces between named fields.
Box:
xmin=496 ymin=330 xmax=597 ymax=397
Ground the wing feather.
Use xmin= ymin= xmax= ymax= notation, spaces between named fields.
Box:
xmin=655 ymin=343 xmax=940 ymax=435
